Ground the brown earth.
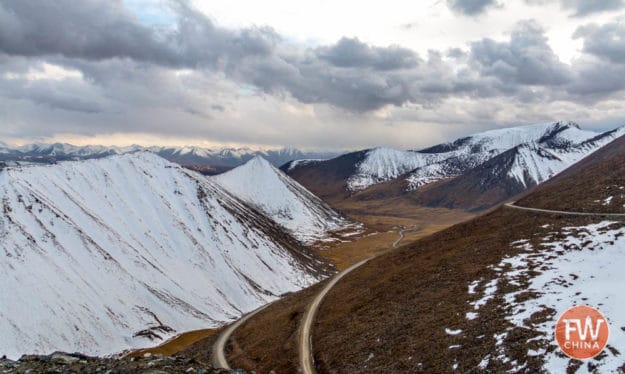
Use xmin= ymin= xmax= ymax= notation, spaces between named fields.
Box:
xmin=221 ymin=208 xmax=614 ymax=373
xmin=317 ymin=205 xmax=473 ymax=270
xmin=181 ymin=282 xmax=326 ymax=373
xmin=311 ymin=208 xmax=594 ymax=373
xmin=213 ymin=135 xmax=625 ymax=372
xmin=126 ymin=328 xmax=219 ymax=358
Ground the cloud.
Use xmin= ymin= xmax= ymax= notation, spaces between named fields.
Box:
xmin=0 ymin=0 xmax=428 ymax=111
xmin=561 ymin=0 xmax=625 ymax=16
xmin=1 ymin=0 xmax=625 ymax=149
xmin=574 ymin=21 xmax=625 ymax=64
xmin=446 ymin=0 xmax=499 ymax=15
xmin=525 ymin=0 xmax=625 ymax=16
xmin=469 ymin=21 xmax=572 ymax=86
xmin=316 ymin=37 xmax=419 ymax=70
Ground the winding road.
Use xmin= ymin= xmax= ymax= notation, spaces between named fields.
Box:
xmin=392 ymin=225 xmax=419 ymax=248
xmin=504 ymin=202 xmax=625 ymax=218
xmin=212 ymin=303 xmax=271 ymax=369
xmin=213 ymin=227 xmax=413 ymax=372
xmin=299 ymin=258 xmax=371 ymax=374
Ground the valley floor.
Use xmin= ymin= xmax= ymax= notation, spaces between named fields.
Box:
xmin=126 ymin=205 xmax=473 ymax=361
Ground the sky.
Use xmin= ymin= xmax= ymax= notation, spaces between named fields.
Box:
xmin=1 ymin=0 xmax=625 ymax=150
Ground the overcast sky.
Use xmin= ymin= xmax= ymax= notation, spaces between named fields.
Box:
xmin=1 ymin=0 xmax=625 ymax=150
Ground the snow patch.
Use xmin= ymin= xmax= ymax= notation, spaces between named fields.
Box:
xmin=469 ymin=221 xmax=625 ymax=372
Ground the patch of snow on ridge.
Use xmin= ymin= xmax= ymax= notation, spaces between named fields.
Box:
xmin=0 ymin=153 xmax=321 ymax=359
xmin=214 ymin=156 xmax=356 ymax=244
xmin=286 ymin=159 xmax=325 ymax=171
xmin=469 ymin=221 xmax=625 ymax=372
xmin=347 ymin=147 xmax=433 ymax=191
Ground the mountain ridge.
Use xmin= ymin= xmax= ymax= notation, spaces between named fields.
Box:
xmin=285 ymin=121 xmax=625 ymax=211
xmin=0 ymin=152 xmax=334 ymax=359
xmin=213 ymin=156 xmax=359 ymax=244
xmin=0 ymin=143 xmax=341 ymax=169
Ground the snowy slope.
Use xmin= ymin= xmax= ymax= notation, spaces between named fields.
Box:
xmin=0 ymin=142 xmax=338 ymax=168
xmin=213 ymin=156 xmax=355 ymax=244
xmin=346 ymin=121 xmax=623 ymax=191
xmin=505 ymin=127 xmax=625 ymax=188
xmin=469 ymin=221 xmax=625 ymax=372
xmin=0 ymin=153 xmax=328 ymax=359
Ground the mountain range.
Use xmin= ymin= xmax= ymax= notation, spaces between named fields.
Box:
xmin=0 ymin=152 xmax=354 ymax=358
xmin=0 ymin=143 xmax=339 ymax=170
xmin=284 ymin=121 xmax=625 ymax=211
xmin=219 ymin=126 xmax=625 ymax=373
xmin=2 ymin=120 xmax=625 ymax=364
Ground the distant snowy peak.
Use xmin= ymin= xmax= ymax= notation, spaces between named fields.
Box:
xmin=347 ymin=121 xmax=622 ymax=191
xmin=506 ymin=126 xmax=625 ymax=187
xmin=0 ymin=143 xmax=340 ymax=168
xmin=347 ymin=147 xmax=434 ymax=191
xmin=214 ymin=156 xmax=356 ymax=244
xmin=0 ymin=153 xmax=331 ymax=358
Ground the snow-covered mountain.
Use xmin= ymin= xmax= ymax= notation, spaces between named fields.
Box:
xmin=285 ymin=121 xmax=625 ymax=199
xmin=350 ymin=121 xmax=623 ymax=191
xmin=213 ymin=156 xmax=357 ymax=244
xmin=0 ymin=153 xmax=332 ymax=359
xmin=0 ymin=142 xmax=339 ymax=169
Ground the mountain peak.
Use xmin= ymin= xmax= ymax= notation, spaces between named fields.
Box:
xmin=0 ymin=152 xmax=328 ymax=358
xmin=214 ymin=154 xmax=353 ymax=244
xmin=554 ymin=120 xmax=580 ymax=130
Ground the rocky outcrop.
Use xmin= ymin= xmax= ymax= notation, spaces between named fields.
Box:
xmin=0 ymin=352 xmax=241 ymax=374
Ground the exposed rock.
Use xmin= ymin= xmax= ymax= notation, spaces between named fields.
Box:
xmin=0 ymin=352 xmax=238 ymax=374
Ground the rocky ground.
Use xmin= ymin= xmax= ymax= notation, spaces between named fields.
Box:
xmin=0 ymin=352 xmax=244 ymax=374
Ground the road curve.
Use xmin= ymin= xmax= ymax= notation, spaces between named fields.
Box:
xmin=212 ymin=303 xmax=271 ymax=369
xmin=299 ymin=258 xmax=371 ymax=374
xmin=392 ymin=225 xmax=419 ymax=248
xmin=504 ymin=202 xmax=625 ymax=218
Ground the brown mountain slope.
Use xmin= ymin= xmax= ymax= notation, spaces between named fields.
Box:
xmin=408 ymin=147 xmax=529 ymax=211
xmin=199 ymin=132 xmax=625 ymax=372
xmin=347 ymin=147 xmax=527 ymax=212
xmin=280 ymin=151 xmax=368 ymax=203
xmin=219 ymin=208 xmax=613 ymax=372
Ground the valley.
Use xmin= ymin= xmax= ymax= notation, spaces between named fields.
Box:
xmin=200 ymin=132 xmax=625 ymax=373
xmin=6 ymin=3 xmax=625 ymax=372
xmin=2 ymin=121 xmax=625 ymax=373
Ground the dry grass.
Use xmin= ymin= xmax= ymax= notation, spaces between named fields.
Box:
xmin=317 ymin=205 xmax=474 ymax=270
xmin=224 ymin=282 xmax=326 ymax=372
xmin=218 ymin=206 xmax=611 ymax=373
xmin=126 ymin=329 xmax=219 ymax=358
xmin=311 ymin=209 xmax=610 ymax=373
xmin=215 ymin=205 xmax=473 ymax=371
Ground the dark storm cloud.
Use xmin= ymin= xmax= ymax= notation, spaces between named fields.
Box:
xmin=469 ymin=22 xmax=572 ymax=86
xmin=316 ymin=37 xmax=419 ymax=70
xmin=0 ymin=78 xmax=103 ymax=113
xmin=567 ymin=59 xmax=625 ymax=96
xmin=0 ymin=0 xmax=427 ymax=111
xmin=446 ymin=0 xmax=499 ymax=15
xmin=574 ymin=21 xmax=625 ymax=64
xmin=0 ymin=1 xmax=169 ymax=62
xmin=1 ymin=0 xmax=625 ymax=117
xmin=0 ymin=0 xmax=278 ymax=68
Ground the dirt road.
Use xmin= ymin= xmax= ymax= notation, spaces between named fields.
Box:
xmin=298 ymin=258 xmax=371 ymax=374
